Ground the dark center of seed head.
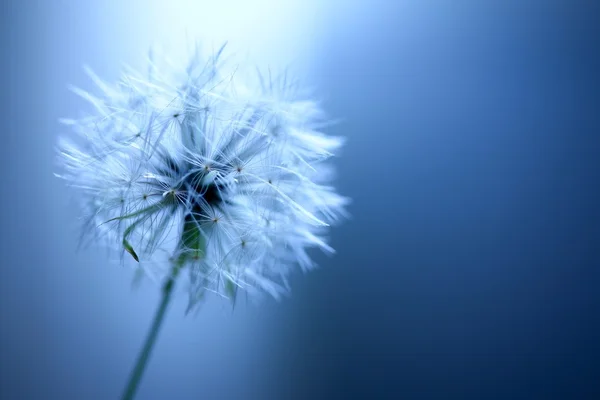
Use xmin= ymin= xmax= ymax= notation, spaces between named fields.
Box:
xmin=184 ymin=171 xmax=225 ymax=209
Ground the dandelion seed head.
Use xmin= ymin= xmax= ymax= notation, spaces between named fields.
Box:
xmin=57 ymin=42 xmax=348 ymax=309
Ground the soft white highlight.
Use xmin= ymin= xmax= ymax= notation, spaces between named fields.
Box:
xmin=56 ymin=43 xmax=347 ymax=309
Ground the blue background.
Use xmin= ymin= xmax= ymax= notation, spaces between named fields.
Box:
xmin=1 ymin=1 xmax=599 ymax=399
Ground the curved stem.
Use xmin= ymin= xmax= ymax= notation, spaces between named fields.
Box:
xmin=121 ymin=273 xmax=178 ymax=400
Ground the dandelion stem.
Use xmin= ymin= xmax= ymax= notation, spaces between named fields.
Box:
xmin=121 ymin=268 xmax=180 ymax=400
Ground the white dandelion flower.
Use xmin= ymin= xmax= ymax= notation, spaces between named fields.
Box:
xmin=56 ymin=42 xmax=348 ymax=312
xmin=57 ymin=41 xmax=348 ymax=400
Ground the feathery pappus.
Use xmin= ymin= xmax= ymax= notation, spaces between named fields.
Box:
xmin=56 ymin=42 xmax=348 ymax=310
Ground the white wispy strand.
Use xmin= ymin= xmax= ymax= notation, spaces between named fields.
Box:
xmin=56 ymin=42 xmax=348 ymax=310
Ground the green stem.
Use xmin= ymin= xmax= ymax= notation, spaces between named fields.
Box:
xmin=121 ymin=271 xmax=178 ymax=400
xmin=120 ymin=213 xmax=202 ymax=399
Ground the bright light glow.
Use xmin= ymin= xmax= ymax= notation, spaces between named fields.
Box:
xmin=130 ymin=0 xmax=334 ymax=67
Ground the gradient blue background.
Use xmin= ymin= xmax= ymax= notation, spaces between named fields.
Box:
xmin=1 ymin=1 xmax=599 ymax=399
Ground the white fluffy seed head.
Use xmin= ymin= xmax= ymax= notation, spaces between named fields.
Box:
xmin=56 ymin=42 xmax=348 ymax=309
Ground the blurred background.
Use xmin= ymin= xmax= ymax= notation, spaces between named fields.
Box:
xmin=1 ymin=0 xmax=599 ymax=399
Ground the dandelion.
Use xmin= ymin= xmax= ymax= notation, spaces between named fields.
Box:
xmin=56 ymin=42 xmax=347 ymax=400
